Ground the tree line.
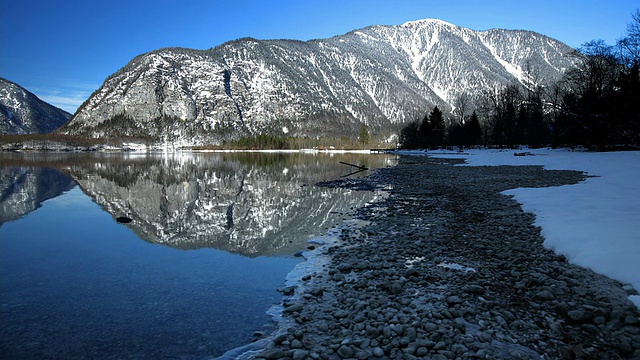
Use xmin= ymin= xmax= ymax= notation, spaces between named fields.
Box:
xmin=400 ymin=9 xmax=640 ymax=150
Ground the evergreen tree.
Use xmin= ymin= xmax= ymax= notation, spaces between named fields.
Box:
xmin=359 ymin=124 xmax=370 ymax=146
xmin=447 ymin=122 xmax=464 ymax=150
xmin=428 ymin=106 xmax=445 ymax=149
xmin=464 ymin=111 xmax=482 ymax=146
xmin=399 ymin=121 xmax=420 ymax=149
xmin=418 ymin=114 xmax=431 ymax=148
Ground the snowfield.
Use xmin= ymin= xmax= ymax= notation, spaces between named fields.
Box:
xmin=426 ymin=148 xmax=640 ymax=308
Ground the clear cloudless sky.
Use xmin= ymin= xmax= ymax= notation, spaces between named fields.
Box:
xmin=1 ymin=0 xmax=638 ymax=113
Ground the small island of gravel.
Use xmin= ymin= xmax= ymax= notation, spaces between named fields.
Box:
xmin=256 ymin=155 xmax=640 ymax=360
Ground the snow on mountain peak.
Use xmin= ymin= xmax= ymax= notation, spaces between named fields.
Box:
xmin=62 ymin=20 xmax=578 ymax=145
xmin=401 ymin=18 xmax=457 ymax=29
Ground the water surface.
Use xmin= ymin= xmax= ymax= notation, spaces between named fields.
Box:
xmin=0 ymin=151 xmax=394 ymax=359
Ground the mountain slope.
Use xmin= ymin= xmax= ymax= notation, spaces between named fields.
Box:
xmin=63 ymin=19 xmax=579 ymax=145
xmin=0 ymin=78 xmax=71 ymax=135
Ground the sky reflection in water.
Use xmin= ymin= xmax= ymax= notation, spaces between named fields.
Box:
xmin=1 ymin=187 xmax=298 ymax=359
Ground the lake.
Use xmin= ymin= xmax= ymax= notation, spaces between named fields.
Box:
xmin=0 ymin=151 xmax=395 ymax=359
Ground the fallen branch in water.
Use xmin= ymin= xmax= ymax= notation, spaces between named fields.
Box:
xmin=339 ymin=161 xmax=368 ymax=171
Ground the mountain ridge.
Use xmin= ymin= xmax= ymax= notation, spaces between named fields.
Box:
xmin=0 ymin=77 xmax=72 ymax=135
xmin=63 ymin=19 xmax=580 ymax=145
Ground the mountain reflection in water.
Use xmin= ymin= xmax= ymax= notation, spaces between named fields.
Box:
xmin=0 ymin=167 xmax=75 ymax=226
xmin=0 ymin=151 xmax=394 ymax=256
xmin=0 ymin=151 xmax=394 ymax=359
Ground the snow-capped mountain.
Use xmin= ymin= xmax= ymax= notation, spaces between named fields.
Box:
xmin=63 ymin=19 xmax=579 ymax=144
xmin=0 ymin=77 xmax=71 ymax=135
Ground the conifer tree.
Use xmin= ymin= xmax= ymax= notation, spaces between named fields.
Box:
xmin=418 ymin=114 xmax=431 ymax=148
xmin=464 ymin=111 xmax=482 ymax=146
xmin=428 ymin=106 xmax=445 ymax=148
xmin=359 ymin=124 xmax=370 ymax=146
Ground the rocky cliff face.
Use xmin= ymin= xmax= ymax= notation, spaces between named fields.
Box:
xmin=0 ymin=78 xmax=71 ymax=135
xmin=63 ymin=19 xmax=579 ymax=144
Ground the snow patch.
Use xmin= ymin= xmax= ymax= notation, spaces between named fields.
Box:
xmin=402 ymin=18 xmax=456 ymax=29
xmin=438 ymin=262 xmax=477 ymax=273
xmin=482 ymin=41 xmax=526 ymax=83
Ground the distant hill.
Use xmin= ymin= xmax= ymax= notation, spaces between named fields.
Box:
xmin=62 ymin=19 xmax=579 ymax=145
xmin=0 ymin=77 xmax=71 ymax=135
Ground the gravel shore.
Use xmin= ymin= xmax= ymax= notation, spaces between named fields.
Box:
xmin=257 ymin=155 xmax=640 ymax=360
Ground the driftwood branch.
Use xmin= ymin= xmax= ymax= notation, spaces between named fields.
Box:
xmin=339 ymin=161 xmax=368 ymax=171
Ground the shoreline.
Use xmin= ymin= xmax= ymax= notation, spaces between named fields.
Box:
xmin=254 ymin=155 xmax=640 ymax=359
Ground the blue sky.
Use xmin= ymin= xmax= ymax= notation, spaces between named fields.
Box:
xmin=1 ymin=0 xmax=637 ymax=114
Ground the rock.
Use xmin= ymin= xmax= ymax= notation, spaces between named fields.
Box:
xmin=416 ymin=347 xmax=429 ymax=357
xmin=337 ymin=264 xmax=352 ymax=272
xmin=337 ymin=345 xmax=354 ymax=358
xmin=280 ymin=286 xmax=296 ymax=296
xmin=446 ymin=296 xmax=463 ymax=306
xmin=463 ymin=285 xmax=485 ymax=295
xmin=508 ymin=348 xmax=531 ymax=359
xmin=433 ymin=341 xmax=447 ymax=350
xmin=391 ymin=323 xmax=404 ymax=335
xmin=260 ymin=348 xmax=286 ymax=359
xmin=274 ymin=333 xmax=288 ymax=344
xmin=308 ymin=287 xmax=325 ymax=297
xmin=476 ymin=332 xmax=492 ymax=343
xmin=536 ymin=289 xmax=555 ymax=300
xmin=451 ymin=343 xmax=468 ymax=354
xmin=283 ymin=303 xmax=303 ymax=313
xmin=389 ymin=281 xmax=404 ymax=295
xmin=423 ymin=340 xmax=436 ymax=349
xmin=372 ymin=347 xmax=385 ymax=357
xmin=624 ymin=315 xmax=639 ymax=325
xmin=405 ymin=327 xmax=417 ymax=341
xmin=115 ymin=216 xmax=132 ymax=223
xmin=292 ymin=349 xmax=309 ymax=360
xmin=423 ymin=322 xmax=438 ymax=332
xmin=567 ymin=308 xmax=590 ymax=322
xmin=404 ymin=268 xmax=420 ymax=278
xmin=382 ymin=326 xmax=392 ymax=337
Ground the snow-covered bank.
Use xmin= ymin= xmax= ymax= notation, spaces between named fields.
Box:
xmin=427 ymin=148 xmax=640 ymax=308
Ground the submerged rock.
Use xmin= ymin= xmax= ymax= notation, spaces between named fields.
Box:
xmin=115 ymin=216 xmax=132 ymax=223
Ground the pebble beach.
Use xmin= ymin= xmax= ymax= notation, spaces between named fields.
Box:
xmin=256 ymin=155 xmax=640 ymax=360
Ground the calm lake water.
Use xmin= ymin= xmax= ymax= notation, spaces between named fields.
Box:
xmin=0 ymin=151 xmax=395 ymax=359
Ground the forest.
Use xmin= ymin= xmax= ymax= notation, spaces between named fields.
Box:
xmin=400 ymin=10 xmax=640 ymax=151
